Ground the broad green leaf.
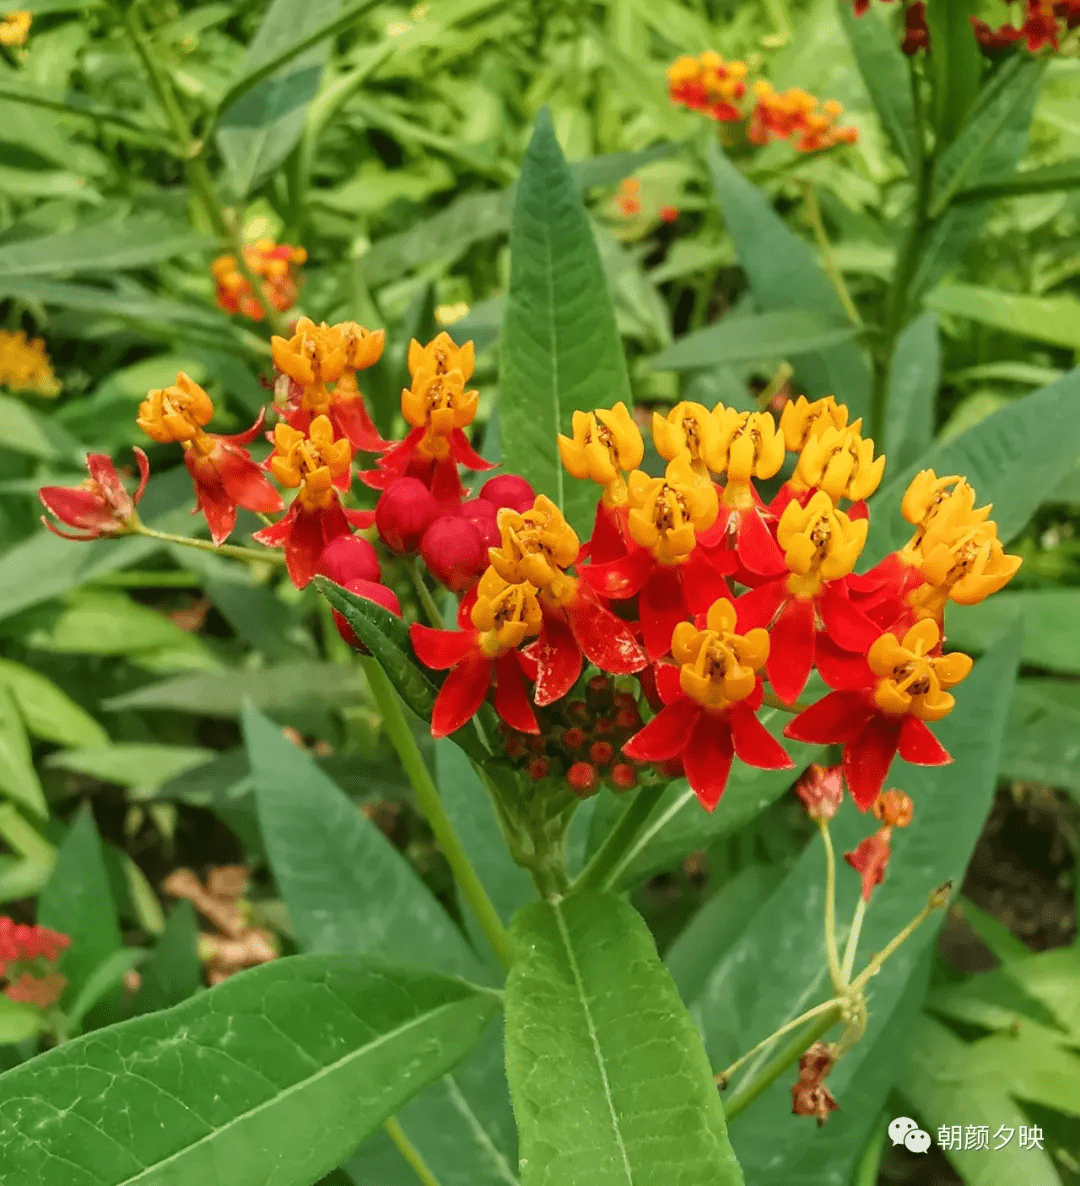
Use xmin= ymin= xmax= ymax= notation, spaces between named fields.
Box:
xmin=1003 ymin=947 xmax=1080 ymax=1038
xmin=0 ymin=659 xmax=107 ymax=748
xmin=0 ymin=804 xmax=55 ymax=903
xmin=954 ymin=157 xmax=1080 ymax=204
xmin=649 ymin=310 xmax=857 ymax=373
xmin=130 ymin=901 xmax=202 ymax=1016
xmin=64 ymin=948 xmax=147 ymax=1037
xmin=949 ymin=591 xmax=1080 ymax=674
xmin=500 ymin=108 xmax=632 ymax=539
xmin=446 ymin=295 xmax=504 ymax=356
xmin=882 ymin=312 xmax=939 ymax=474
xmin=0 ymin=954 xmax=500 ymax=1186
xmin=970 ymin=1025 xmax=1080 ymax=1116
xmin=505 ymin=890 xmax=744 ymax=1186
xmin=0 ymin=996 xmax=44 ymax=1045
xmin=245 ymin=707 xmax=482 ymax=979
xmin=0 ymin=395 xmax=81 ymax=461
xmin=47 ymin=744 xmax=215 ymax=790
xmin=864 ymin=367 xmax=1080 ymax=563
xmin=837 ymin=0 xmax=919 ymax=171
xmin=999 ymin=678 xmax=1080 ymax=796
xmin=897 ymin=1017 xmax=1062 ymax=1186
xmin=216 ymin=0 xmax=340 ymax=197
xmin=37 ymin=805 xmax=122 ymax=1014
xmin=0 ymin=685 xmax=47 ymax=818
xmin=0 ymin=219 xmax=211 ymax=276
xmin=699 ymin=631 xmax=1020 ymax=1183
xmin=926 ymin=282 xmax=1080 ymax=350
xmin=706 ymin=142 xmax=872 ymax=421
xmin=924 ymin=0 xmax=983 ymax=146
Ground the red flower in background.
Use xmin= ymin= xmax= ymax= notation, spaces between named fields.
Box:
xmin=39 ymin=449 xmax=148 ymax=540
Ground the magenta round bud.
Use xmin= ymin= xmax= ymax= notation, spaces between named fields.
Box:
xmin=375 ymin=478 xmax=440 ymax=555
xmin=461 ymin=498 xmax=500 ymax=549
xmin=420 ymin=516 xmax=487 ymax=592
xmin=316 ymin=534 xmax=381 ymax=586
xmin=478 ymin=474 xmax=535 ymax=513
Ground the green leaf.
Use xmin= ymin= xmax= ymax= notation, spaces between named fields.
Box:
xmin=926 ymin=282 xmax=1080 ymax=350
xmin=953 ymin=157 xmax=1080 ymax=204
xmin=500 ymin=108 xmax=632 ymax=539
xmin=897 ymin=1017 xmax=1062 ymax=1186
xmin=0 ymin=219 xmax=211 ymax=276
xmin=971 ymin=1025 xmax=1080 ymax=1116
xmin=37 ymin=805 xmax=122 ymax=1014
xmin=64 ymin=948 xmax=147 ymax=1037
xmin=948 ymin=591 xmax=1080 ymax=674
xmin=0 ymin=804 xmax=55 ymax=904
xmin=0 ymin=954 xmax=500 ymax=1186
xmin=1003 ymin=947 xmax=1080 ymax=1039
xmin=0 ymin=659 xmax=107 ymax=749
xmin=0 ymin=685 xmax=47 ymax=819
xmin=697 ymin=631 xmax=1020 ymax=1183
xmin=216 ymin=0 xmax=340 ymax=197
xmin=130 ymin=901 xmax=202 ymax=1016
xmin=0 ymin=996 xmax=44 ymax=1045
xmin=47 ymin=744 xmax=215 ymax=790
xmin=837 ymin=0 xmax=920 ymax=171
xmin=882 ymin=312 xmax=939 ymax=475
xmin=864 ymin=367 xmax=1080 ymax=563
xmin=505 ymin=890 xmax=744 ymax=1185
xmin=705 ymin=142 xmax=872 ymax=421
xmin=245 ymin=706 xmax=483 ymax=979
xmin=999 ymin=677 xmax=1080 ymax=796
xmin=924 ymin=0 xmax=983 ymax=146
xmin=0 ymin=395 xmax=81 ymax=461
xmin=650 ymin=310 xmax=858 ymax=373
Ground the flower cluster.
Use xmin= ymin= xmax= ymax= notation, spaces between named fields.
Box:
xmin=0 ymin=329 xmax=61 ymax=397
xmin=211 ymin=239 xmax=307 ymax=321
xmin=0 ymin=10 xmax=30 ymax=46
xmin=0 ymin=916 xmax=69 ymax=1009
xmin=667 ymin=53 xmax=858 ymax=151
xmin=406 ymin=389 xmax=1019 ymax=814
xmin=973 ymin=0 xmax=1080 ymax=52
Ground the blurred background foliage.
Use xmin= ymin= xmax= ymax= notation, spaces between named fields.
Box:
xmin=0 ymin=0 xmax=1078 ymax=1183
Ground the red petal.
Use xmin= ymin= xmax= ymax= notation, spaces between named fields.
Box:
xmin=252 ymin=508 xmax=292 ymax=546
xmin=588 ymin=500 xmax=628 ymax=565
xmin=683 ymin=712 xmax=735 ymax=811
xmin=814 ymin=633 xmax=874 ymax=691
xmin=429 ymin=456 xmax=467 ymax=513
xmin=738 ymin=508 xmax=786 ymax=577
xmin=897 ymin=716 xmax=952 ymax=766
xmin=38 ymin=486 xmax=111 ymax=532
xmin=450 ymin=427 xmax=497 ymax=472
xmin=132 ymin=447 xmax=150 ymax=504
xmin=214 ymin=445 xmax=285 ymax=514
xmin=681 ymin=549 xmax=734 ymax=615
xmin=345 ymin=508 xmax=376 ymax=529
xmin=847 ymin=499 xmax=869 ymax=522
xmin=767 ymin=597 xmax=816 ymax=705
xmin=283 ymin=504 xmax=329 ymax=589
xmin=410 ymin=624 xmax=478 ymax=669
xmin=432 ymin=655 xmax=492 ymax=738
xmin=531 ymin=613 xmax=583 ymax=706
xmin=655 ymin=661 xmax=683 ymax=705
xmin=579 ymin=547 xmax=655 ymax=602
xmin=844 ymin=716 xmax=903 ymax=810
xmin=221 ymin=409 xmax=267 ymax=447
xmin=622 ymin=700 xmax=700 ymax=762
xmin=819 ymin=583 xmax=880 ymax=652
xmin=185 ymin=451 xmax=237 ymax=546
xmin=332 ymin=396 xmax=389 ymax=454
xmin=640 ymin=567 xmax=688 ymax=661
xmin=784 ymin=690 xmax=873 ymax=745
xmin=357 ymin=427 xmax=425 ymax=490
xmin=566 ymin=592 xmax=646 ymax=675
xmin=735 ymin=579 xmax=788 ymax=632
xmin=494 ymin=652 xmax=539 ymax=733
xmin=728 ymin=701 xmax=794 ymax=770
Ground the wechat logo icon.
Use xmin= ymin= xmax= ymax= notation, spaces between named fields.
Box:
xmin=889 ymin=1116 xmax=931 ymax=1153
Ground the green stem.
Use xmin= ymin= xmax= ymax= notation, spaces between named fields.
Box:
xmin=723 ymin=1006 xmax=841 ymax=1121
xmin=818 ymin=819 xmax=844 ymax=994
xmin=361 ymin=656 xmax=515 ymax=972
xmin=716 ymin=998 xmax=841 ymax=1088
xmin=573 ymin=783 xmax=666 ymax=893
xmin=798 ymin=179 xmax=861 ymax=328
xmin=852 ymin=1110 xmax=889 ymax=1186
xmin=755 ymin=362 xmax=794 ymax=411
xmin=383 ymin=1117 xmax=442 ymax=1186
xmin=850 ymin=888 xmax=945 ymax=993
xmin=403 ymin=556 xmax=445 ymax=628
xmin=760 ymin=0 xmax=792 ymax=45
xmin=131 ymin=522 xmax=286 ymax=565
xmin=840 ymin=895 xmax=867 ymax=985
xmin=762 ymin=689 xmax=805 ymax=714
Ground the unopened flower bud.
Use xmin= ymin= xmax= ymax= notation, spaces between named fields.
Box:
xmin=526 ymin=757 xmax=550 ymax=781
xmin=586 ymin=674 xmax=613 ymax=709
xmin=504 ymin=736 xmax=528 ymax=759
xmin=844 ymin=827 xmax=892 ymax=902
xmin=615 ymin=705 xmax=642 ymax=730
xmin=479 ymin=474 xmax=536 ymax=513
xmin=317 ymin=533 xmax=381 ymax=586
xmin=929 ymin=880 xmax=953 ymax=910
xmin=568 ymin=700 xmax=589 ymax=721
xmin=873 ymin=789 xmax=914 ymax=829
xmin=420 ymin=516 xmax=486 ymax=591
xmin=795 ymin=764 xmax=844 ymax=822
xmin=610 ymin=762 xmax=637 ymax=791
xmin=593 ymin=716 xmax=614 ymax=735
xmin=461 ymin=498 xmax=500 ymax=549
xmin=567 ymin=761 xmax=599 ymax=797
xmin=563 ymin=727 xmax=587 ymax=752
xmin=376 ymin=478 xmax=440 ymax=554
xmin=332 ymin=579 xmax=402 ymax=650
xmin=589 ymin=740 xmax=614 ymax=766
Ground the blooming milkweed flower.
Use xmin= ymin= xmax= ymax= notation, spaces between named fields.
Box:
xmin=557 ymin=402 xmax=644 ymax=507
xmin=211 ymin=240 xmax=306 ymax=321
xmin=617 ymin=178 xmax=642 ymax=216
xmin=747 ymin=83 xmax=858 ymax=152
xmin=667 ymin=52 xmax=748 ymax=121
xmin=0 ymin=916 xmax=69 ymax=1008
xmin=790 ymin=422 xmax=885 ymax=504
xmin=39 ymin=450 xmax=149 ymax=540
xmin=137 ymin=373 xmax=283 ymax=545
xmin=623 ymin=598 xmax=793 ymax=808
xmin=784 ymin=619 xmax=973 ymax=808
xmin=0 ymin=329 xmax=61 ymax=396
xmin=0 ymin=10 xmax=30 ymax=45
xmin=253 ymin=415 xmax=363 ymax=587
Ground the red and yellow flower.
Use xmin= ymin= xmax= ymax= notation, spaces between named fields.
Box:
xmin=211 ymin=239 xmax=306 ymax=321
xmin=667 ymin=52 xmax=748 ymax=121
xmin=39 ymin=450 xmax=149 ymax=541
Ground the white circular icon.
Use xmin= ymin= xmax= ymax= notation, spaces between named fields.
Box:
xmin=905 ymin=1129 xmax=932 ymax=1154
xmin=888 ymin=1117 xmax=919 ymax=1145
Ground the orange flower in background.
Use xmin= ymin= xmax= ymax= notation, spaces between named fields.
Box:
xmin=211 ymin=239 xmax=306 ymax=321
xmin=617 ymin=178 xmax=641 ymax=216
xmin=0 ymin=10 xmax=30 ymax=45
xmin=667 ymin=52 xmax=748 ymax=121
xmin=0 ymin=329 xmax=61 ymax=396
xmin=748 ymin=83 xmax=858 ymax=152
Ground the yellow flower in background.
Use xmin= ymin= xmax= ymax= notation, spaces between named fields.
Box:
xmin=0 ymin=330 xmax=61 ymax=397
xmin=0 ymin=11 xmax=31 ymax=46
